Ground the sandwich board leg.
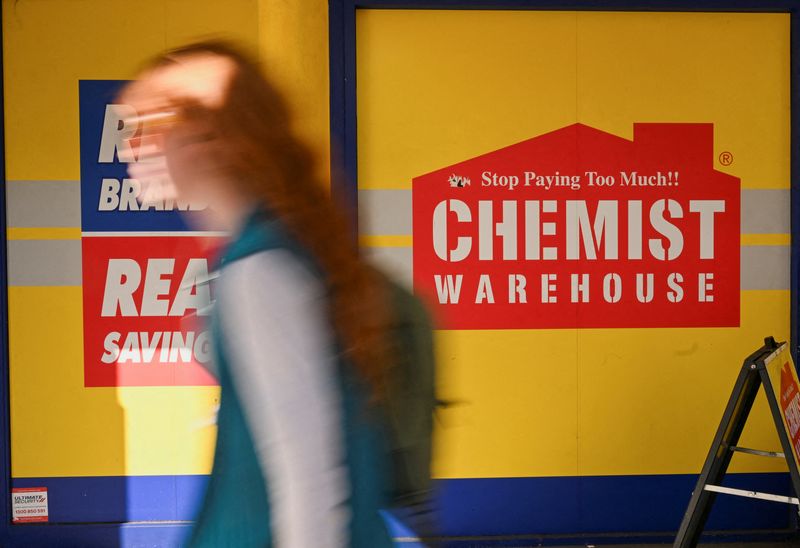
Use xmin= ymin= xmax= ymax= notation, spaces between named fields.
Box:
xmin=672 ymin=339 xmax=778 ymax=548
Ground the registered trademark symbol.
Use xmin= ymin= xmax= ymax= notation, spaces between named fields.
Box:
xmin=719 ymin=151 xmax=734 ymax=166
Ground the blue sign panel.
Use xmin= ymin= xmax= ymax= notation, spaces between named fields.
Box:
xmin=79 ymin=80 xmax=203 ymax=232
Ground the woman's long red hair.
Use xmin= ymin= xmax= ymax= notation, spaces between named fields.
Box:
xmin=131 ymin=41 xmax=391 ymax=399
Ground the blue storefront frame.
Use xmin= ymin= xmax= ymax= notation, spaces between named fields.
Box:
xmin=328 ymin=0 xmax=800 ymax=544
xmin=0 ymin=1 xmax=798 ymax=546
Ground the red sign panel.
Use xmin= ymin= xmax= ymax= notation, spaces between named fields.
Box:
xmin=780 ymin=361 xmax=800 ymax=461
xmin=82 ymin=236 xmax=222 ymax=386
xmin=413 ymin=123 xmax=740 ymax=329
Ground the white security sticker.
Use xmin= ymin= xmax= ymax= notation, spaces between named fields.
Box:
xmin=12 ymin=487 xmax=48 ymax=522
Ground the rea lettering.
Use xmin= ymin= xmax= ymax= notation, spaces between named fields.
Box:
xmin=101 ymin=258 xmax=211 ymax=317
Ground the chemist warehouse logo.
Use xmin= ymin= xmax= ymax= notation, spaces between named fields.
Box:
xmin=80 ymin=80 xmax=220 ymax=387
xmin=448 ymin=174 xmax=471 ymax=188
xmin=412 ymin=123 xmax=740 ymax=330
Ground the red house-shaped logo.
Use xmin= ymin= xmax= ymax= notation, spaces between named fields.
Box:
xmin=412 ymin=123 xmax=740 ymax=330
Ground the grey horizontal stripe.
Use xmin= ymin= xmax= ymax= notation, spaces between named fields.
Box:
xmin=741 ymin=189 xmax=789 ymax=234
xmin=6 ymin=180 xmax=81 ymax=228
xmin=8 ymin=239 xmax=779 ymax=289
xmin=359 ymin=188 xmax=790 ymax=236
xmin=7 ymin=240 xmax=82 ymax=286
xmin=358 ymin=189 xmax=411 ymax=235
xmin=364 ymin=246 xmax=413 ymax=289
xmin=741 ymin=246 xmax=789 ymax=290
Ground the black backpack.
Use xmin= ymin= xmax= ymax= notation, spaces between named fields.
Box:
xmin=380 ymin=273 xmax=438 ymax=506
xmin=223 ymin=215 xmax=438 ymax=507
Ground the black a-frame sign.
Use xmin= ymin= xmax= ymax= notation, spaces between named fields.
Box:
xmin=674 ymin=337 xmax=800 ymax=547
